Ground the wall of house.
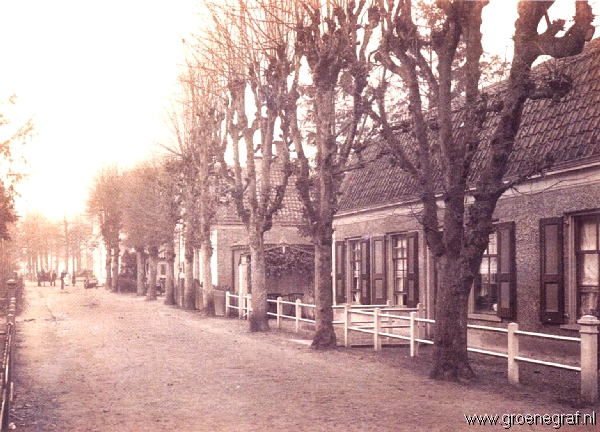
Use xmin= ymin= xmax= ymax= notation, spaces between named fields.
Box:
xmin=214 ymin=224 xmax=246 ymax=290
xmin=213 ymin=223 xmax=311 ymax=292
xmin=333 ymin=204 xmax=433 ymax=314
xmin=490 ymin=164 xmax=600 ymax=334
xmin=333 ymin=164 xmax=600 ymax=346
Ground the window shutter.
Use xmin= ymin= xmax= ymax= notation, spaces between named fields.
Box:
xmin=540 ymin=217 xmax=564 ymax=324
xmin=496 ymin=222 xmax=516 ymax=319
xmin=406 ymin=232 xmax=419 ymax=308
xmin=360 ymin=238 xmax=371 ymax=304
xmin=335 ymin=241 xmax=346 ymax=304
xmin=370 ymin=236 xmax=386 ymax=305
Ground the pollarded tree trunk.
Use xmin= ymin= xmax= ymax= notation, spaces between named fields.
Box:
xmin=201 ymin=214 xmax=214 ymax=314
xmin=183 ymin=245 xmax=195 ymax=310
xmin=310 ymin=85 xmax=340 ymax=349
xmin=312 ymin=240 xmax=336 ymax=348
xmin=105 ymin=248 xmax=112 ymax=290
xmin=249 ymin=231 xmax=268 ymax=332
xmin=430 ymin=254 xmax=474 ymax=381
xmin=201 ymin=242 xmax=214 ymax=315
xmin=136 ymin=248 xmax=146 ymax=296
xmin=164 ymin=239 xmax=176 ymax=306
xmin=111 ymin=245 xmax=119 ymax=293
xmin=146 ymin=247 xmax=158 ymax=301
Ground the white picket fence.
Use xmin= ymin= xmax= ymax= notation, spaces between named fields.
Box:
xmin=224 ymin=292 xmax=599 ymax=402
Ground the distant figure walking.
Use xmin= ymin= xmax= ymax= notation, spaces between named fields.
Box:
xmin=50 ymin=270 xmax=56 ymax=286
xmin=60 ymin=270 xmax=66 ymax=290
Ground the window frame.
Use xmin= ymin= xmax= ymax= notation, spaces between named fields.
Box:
xmin=574 ymin=214 xmax=600 ymax=319
xmin=386 ymin=232 xmax=419 ymax=307
xmin=469 ymin=222 xmax=516 ymax=321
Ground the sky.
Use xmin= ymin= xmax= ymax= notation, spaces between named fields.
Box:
xmin=0 ymin=0 xmax=594 ymax=221
xmin=0 ymin=0 xmax=201 ymax=219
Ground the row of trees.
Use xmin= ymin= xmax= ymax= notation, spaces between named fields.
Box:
xmin=15 ymin=210 xmax=93 ymax=279
xmin=87 ymin=0 xmax=596 ymax=381
xmin=0 ymin=95 xmax=34 ymax=282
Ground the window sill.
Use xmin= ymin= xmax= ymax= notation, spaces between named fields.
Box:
xmin=559 ymin=323 xmax=580 ymax=332
xmin=468 ymin=313 xmax=502 ymax=322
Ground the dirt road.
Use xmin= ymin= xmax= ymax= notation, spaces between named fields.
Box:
xmin=9 ymin=282 xmax=598 ymax=431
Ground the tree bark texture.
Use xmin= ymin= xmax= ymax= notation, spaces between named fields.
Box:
xmin=249 ymin=232 xmax=269 ymax=332
xmin=136 ymin=249 xmax=146 ymax=296
xmin=312 ymin=241 xmax=336 ymax=349
xmin=105 ymin=248 xmax=112 ymax=290
xmin=430 ymin=255 xmax=475 ymax=381
xmin=308 ymin=85 xmax=339 ymax=349
xmin=164 ymin=239 xmax=176 ymax=306
xmin=201 ymin=240 xmax=214 ymax=315
xmin=111 ymin=245 xmax=119 ymax=293
xmin=146 ymin=248 xmax=158 ymax=301
xmin=183 ymin=244 xmax=195 ymax=310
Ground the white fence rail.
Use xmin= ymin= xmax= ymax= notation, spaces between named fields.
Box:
xmin=224 ymin=292 xmax=599 ymax=402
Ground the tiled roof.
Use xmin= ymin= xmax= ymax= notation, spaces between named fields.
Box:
xmin=215 ymin=159 xmax=305 ymax=226
xmin=339 ymin=38 xmax=600 ymax=213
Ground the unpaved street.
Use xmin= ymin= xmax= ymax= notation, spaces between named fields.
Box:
xmin=9 ymin=282 xmax=598 ymax=431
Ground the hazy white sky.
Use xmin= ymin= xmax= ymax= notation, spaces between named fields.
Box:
xmin=0 ymin=0 xmax=594 ymax=221
xmin=0 ymin=0 xmax=201 ymax=219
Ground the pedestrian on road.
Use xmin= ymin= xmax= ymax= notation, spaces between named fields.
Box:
xmin=60 ymin=270 xmax=66 ymax=290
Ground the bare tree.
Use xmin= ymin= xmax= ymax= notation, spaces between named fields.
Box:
xmin=283 ymin=0 xmax=378 ymax=348
xmin=121 ymin=160 xmax=180 ymax=300
xmin=371 ymin=0 xmax=595 ymax=380
xmin=201 ymin=0 xmax=297 ymax=330
xmin=162 ymin=57 xmax=225 ymax=312
xmin=87 ymin=164 xmax=123 ymax=292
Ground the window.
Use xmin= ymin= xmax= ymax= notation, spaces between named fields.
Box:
xmin=387 ymin=232 xmax=419 ymax=307
xmin=575 ymin=216 xmax=600 ymax=318
xmin=472 ymin=223 xmax=515 ymax=319
xmin=392 ymin=236 xmax=408 ymax=305
xmin=348 ymin=239 xmax=369 ymax=304
xmin=336 ymin=233 xmax=418 ymax=306
xmin=475 ymin=232 xmax=498 ymax=313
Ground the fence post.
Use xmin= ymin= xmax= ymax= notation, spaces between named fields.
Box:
xmin=374 ymin=308 xmax=381 ymax=351
xmin=295 ymin=299 xmax=302 ymax=332
xmin=7 ymin=298 xmax=15 ymax=327
xmin=410 ymin=311 xmax=418 ymax=357
xmin=238 ymin=293 xmax=243 ymax=320
xmin=578 ymin=315 xmax=599 ymax=403
xmin=417 ymin=303 xmax=425 ymax=340
xmin=507 ymin=322 xmax=519 ymax=385
xmin=277 ymin=297 xmax=282 ymax=329
xmin=225 ymin=292 xmax=230 ymax=317
xmin=344 ymin=304 xmax=350 ymax=348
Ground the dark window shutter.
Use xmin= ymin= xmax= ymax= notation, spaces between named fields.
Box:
xmin=335 ymin=241 xmax=346 ymax=304
xmin=371 ymin=236 xmax=386 ymax=305
xmin=496 ymin=222 xmax=516 ymax=319
xmin=406 ymin=232 xmax=419 ymax=308
xmin=540 ymin=217 xmax=564 ymax=324
xmin=360 ymin=238 xmax=371 ymax=304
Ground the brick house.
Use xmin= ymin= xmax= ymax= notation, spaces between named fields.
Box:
xmin=177 ymin=159 xmax=314 ymax=306
xmin=332 ymin=39 xmax=600 ymax=357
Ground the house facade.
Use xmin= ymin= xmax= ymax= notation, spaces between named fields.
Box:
xmin=172 ymin=165 xmax=314 ymax=308
xmin=332 ymin=39 xmax=600 ymax=357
